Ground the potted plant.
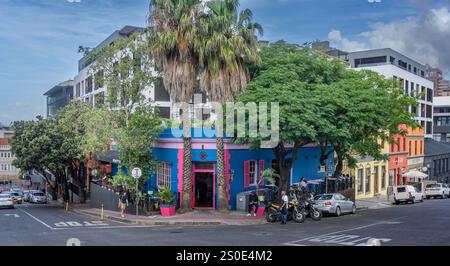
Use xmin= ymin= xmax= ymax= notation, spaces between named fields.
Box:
xmin=255 ymin=169 xmax=279 ymax=217
xmin=156 ymin=186 xmax=176 ymax=217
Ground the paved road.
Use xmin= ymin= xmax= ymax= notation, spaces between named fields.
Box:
xmin=1 ymin=198 xmax=450 ymax=246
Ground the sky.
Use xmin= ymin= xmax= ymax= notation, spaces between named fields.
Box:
xmin=0 ymin=0 xmax=449 ymax=125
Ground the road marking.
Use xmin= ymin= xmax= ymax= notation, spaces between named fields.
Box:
xmin=4 ymin=214 xmax=20 ymax=218
xmin=54 ymin=221 xmax=109 ymax=227
xmin=291 ymin=234 xmax=392 ymax=246
xmin=17 ymin=208 xmax=157 ymax=231
xmin=285 ymin=216 xmax=405 ymax=246
xmin=18 ymin=209 xmax=55 ymax=230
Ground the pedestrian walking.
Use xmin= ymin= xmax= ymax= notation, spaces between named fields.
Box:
xmin=247 ymin=191 xmax=258 ymax=217
xmin=118 ymin=191 xmax=129 ymax=218
xmin=280 ymin=191 xmax=288 ymax=224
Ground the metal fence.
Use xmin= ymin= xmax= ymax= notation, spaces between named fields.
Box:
xmin=89 ymin=182 xmax=143 ymax=214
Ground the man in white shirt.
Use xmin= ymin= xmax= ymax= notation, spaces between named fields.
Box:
xmin=281 ymin=191 xmax=289 ymax=224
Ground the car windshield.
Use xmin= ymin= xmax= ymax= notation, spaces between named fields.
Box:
xmin=0 ymin=194 xmax=10 ymax=198
xmin=317 ymin=195 xmax=333 ymax=200
xmin=397 ymin=187 xmax=406 ymax=193
xmin=426 ymin=184 xmax=439 ymax=188
xmin=10 ymin=193 xmax=19 ymax=196
xmin=33 ymin=193 xmax=44 ymax=196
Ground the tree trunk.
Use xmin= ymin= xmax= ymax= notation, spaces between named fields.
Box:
xmin=181 ymin=137 xmax=192 ymax=211
xmin=79 ymin=160 xmax=86 ymax=203
xmin=333 ymin=153 xmax=344 ymax=179
xmin=217 ymin=137 xmax=227 ymax=211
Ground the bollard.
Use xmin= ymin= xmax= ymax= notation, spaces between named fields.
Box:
xmin=101 ymin=204 xmax=104 ymax=220
xmin=65 ymin=201 xmax=69 ymax=212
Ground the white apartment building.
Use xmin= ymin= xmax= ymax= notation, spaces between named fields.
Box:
xmin=432 ymin=96 xmax=450 ymax=142
xmin=73 ymin=25 xmax=210 ymax=120
xmin=348 ymin=48 xmax=434 ymax=138
xmin=0 ymin=125 xmax=19 ymax=180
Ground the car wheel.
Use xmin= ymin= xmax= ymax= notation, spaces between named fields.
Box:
xmin=351 ymin=204 xmax=357 ymax=214
xmin=335 ymin=206 xmax=341 ymax=217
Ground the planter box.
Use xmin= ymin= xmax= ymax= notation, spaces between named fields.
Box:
xmin=256 ymin=205 xmax=266 ymax=217
xmin=160 ymin=205 xmax=176 ymax=217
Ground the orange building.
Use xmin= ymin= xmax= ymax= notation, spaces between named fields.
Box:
xmin=388 ymin=125 xmax=409 ymax=186
xmin=406 ymin=126 xmax=426 ymax=184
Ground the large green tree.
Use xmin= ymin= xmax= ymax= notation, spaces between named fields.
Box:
xmin=11 ymin=116 xmax=81 ymax=202
xmin=237 ymin=41 xmax=418 ymax=192
xmin=92 ymin=32 xmax=164 ymax=206
xmin=111 ymin=105 xmax=163 ymax=203
xmin=57 ymin=102 xmax=113 ymax=202
xmin=196 ymin=0 xmax=262 ymax=210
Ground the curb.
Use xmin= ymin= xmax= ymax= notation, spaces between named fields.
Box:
xmin=72 ymin=209 xmax=266 ymax=226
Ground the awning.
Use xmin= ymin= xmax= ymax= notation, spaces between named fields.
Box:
xmin=94 ymin=150 xmax=121 ymax=164
xmin=403 ymin=170 xmax=428 ymax=179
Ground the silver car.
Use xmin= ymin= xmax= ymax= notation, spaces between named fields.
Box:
xmin=314 ymin=193 xmax=356 ymax=216
xmin=30 ymin=192 xmax=47 ymax=204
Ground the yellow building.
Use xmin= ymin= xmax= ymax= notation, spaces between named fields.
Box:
xmin=343 ymin=140 xmax=390 ymax=199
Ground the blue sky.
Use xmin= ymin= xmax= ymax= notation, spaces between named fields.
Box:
xmin=1 ymin=0 xmax=449 ymax=125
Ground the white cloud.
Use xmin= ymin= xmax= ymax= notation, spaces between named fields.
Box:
xmin=328 ymin=30 xmax=368 ymax=52
xmin=66 ymin=0 xmax=81 ymax=3
xmin=328 ymin=7 xmax=450 ymax=77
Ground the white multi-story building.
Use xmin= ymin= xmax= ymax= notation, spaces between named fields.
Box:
xmin=0 ymin=125 xmax=19 ymax=180
xmin=348 ymin=48 xmax=434 ymax=138
xmin=73 ymin=25 xmax=209 ymax=120
xmin=432 ymin=96 xmax=450 ymax=142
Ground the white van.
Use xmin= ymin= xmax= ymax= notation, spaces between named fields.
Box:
xmin=393 ymin=185 xmax=424 ymax=204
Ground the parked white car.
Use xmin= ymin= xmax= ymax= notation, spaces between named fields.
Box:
xmin=443 ymin=184 xmax=450 ymax=198
xmin=393 ymin=185 xmax=424 ymax=204
xmin=30 ymin=192 xmax=47 ymax=204
xmin=425 ymin=183 xmax=448 ymax=199
xmin=0 ymin=193 xmax=14 ymax=209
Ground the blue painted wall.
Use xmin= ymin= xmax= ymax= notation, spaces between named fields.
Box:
xmin=114 ymin=142 xmax=334 ymax=210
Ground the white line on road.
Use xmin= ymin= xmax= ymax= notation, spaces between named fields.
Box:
xmin=18 ymin=209 xmax=56 ymax=230
xmin=285 ymin=216 xmax=406 ymax=246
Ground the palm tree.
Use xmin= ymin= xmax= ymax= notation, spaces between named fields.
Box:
xmin=196 ymin=0 xmax=263 ymax=210
xmin=149 ymin=0 xmax=202 ymax=211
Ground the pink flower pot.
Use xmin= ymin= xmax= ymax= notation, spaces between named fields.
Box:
xmin=256 ymin=206 xmax=266 ymax=217
xmin=160 ymin=205 xmax=176 ymax=217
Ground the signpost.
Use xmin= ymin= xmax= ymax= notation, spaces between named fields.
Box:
xmin=131 ymin=168 xmax=142 ymax=216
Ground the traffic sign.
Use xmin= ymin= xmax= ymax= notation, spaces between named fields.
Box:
xmin=132 ymin=168 xmax=142 ymax=179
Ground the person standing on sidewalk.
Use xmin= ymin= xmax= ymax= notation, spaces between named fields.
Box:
xmin=118 ymin=191 xmax=129 ymax=218
xmin=280 ymin=191 xmax=288 ymax=224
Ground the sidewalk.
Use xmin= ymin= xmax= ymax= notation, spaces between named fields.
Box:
xmin=356 ymin=195 xmax=393 ymax=210
xmin=72 ymin=207 xmax=268 ymax=226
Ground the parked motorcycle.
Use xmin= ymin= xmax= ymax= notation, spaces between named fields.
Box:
xmin=298 ymin=194 xmax=322 ymax=221
xmin=265 ymin=188 xmax=305 ymax=223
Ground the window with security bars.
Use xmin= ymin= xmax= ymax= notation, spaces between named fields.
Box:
xmin=156 ymin=162 xmax=172 ymax=189
xmin=357 ymin=169 xmax=363 ymax=193
xmin=365 ymin=168 xmax=371 ymax=193
xmin=248 ymin=160 xmax=257 ymax=185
